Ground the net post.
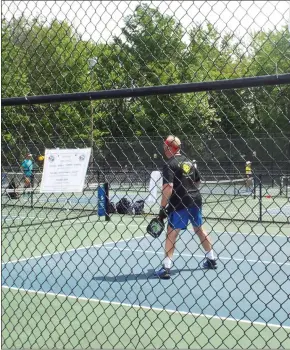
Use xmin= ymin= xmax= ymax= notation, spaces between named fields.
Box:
xmin=104 ymin=182 xmax=110 ymax=221
xmin=279 ymin=175 xmax=283 ymax=195
xmin=258 ymin=174 xmax=262 ymax=222
xmin=253 ymin=174 xmax=257 ymax=199
xmin=30 ymin=173 xmax=34 ymax=208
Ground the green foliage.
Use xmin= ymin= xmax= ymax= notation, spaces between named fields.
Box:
xmin=1 ymin=4 xmax=289 ymax=160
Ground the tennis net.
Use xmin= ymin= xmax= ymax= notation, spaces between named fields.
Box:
xmin=1 ymin=183 xmax=106 ymax=228
xmin=107 ymin=177 xmax=253 ymax=216
xmin=1 ymin=170 xmax=255 ymax=226
xmin=2 ymin=172 xmax=42 ymax=187
xmin=2 ymin=170 xmax=253 ymax=197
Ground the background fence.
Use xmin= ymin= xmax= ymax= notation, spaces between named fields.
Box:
xmin=2 ymin=134 xmax=290 ymax=173
xmin=2 ymin=1 xmax=290 ymax=349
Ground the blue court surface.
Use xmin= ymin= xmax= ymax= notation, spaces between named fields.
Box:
xmin=2 ymin=229 xmax=289 ymax=328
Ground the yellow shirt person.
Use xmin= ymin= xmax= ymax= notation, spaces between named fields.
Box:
xmin=245 ymin=161 xmax=252 ymax=176
xmin=245 ymin=161 xmax=253 ymax=192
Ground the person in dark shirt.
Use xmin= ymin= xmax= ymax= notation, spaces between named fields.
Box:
xmin=7 ymin=179 xmax=20 ymax=199
xmin=154 ymin=135 xmax=217 ymax=279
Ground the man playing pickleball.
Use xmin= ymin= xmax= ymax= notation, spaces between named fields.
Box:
xmin=154 ymin=135 xmax=217 ymax=279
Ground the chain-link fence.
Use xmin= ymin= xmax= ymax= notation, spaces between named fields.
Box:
xmin=2 ymin=1 xmax=290 ymax=349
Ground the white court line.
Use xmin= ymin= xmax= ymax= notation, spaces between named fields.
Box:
xmin=3 ymin=210 xmax=289 ymax=236
xmin=264 ymin=205 xmax=290 ymax=214
xmin=2 ymin=221 xmax=287 ymax=265
xmin=2 ymin=285 xmax=289 ymax=330
xmin=3 ymin=215 xmax=47 ymax=221
xmin=2 ymin=234 xmax=146 ymax=265
xmin=4 ymin=215 xmax=288 ymax=238
xmin=70 ymin=220 xmax=287 ymax=238
xmin=3 ymin=232 xmax=288 ymax=267
xmin=101 ymin=246 xmax=290 ymax=267
xmin=210 ymin=210 xmax=262 ymax=217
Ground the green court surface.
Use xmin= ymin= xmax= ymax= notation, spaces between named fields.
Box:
xmin=204 ymin=196 xmax=289 ymax=223
xmin=2 ymin=286 xmax=289 ymax=349
xmin=2 ymin=213 xmax=290 ymax=349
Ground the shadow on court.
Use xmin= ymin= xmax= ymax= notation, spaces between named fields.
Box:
xmin=92 ymin=267 xmax=205 ymax=282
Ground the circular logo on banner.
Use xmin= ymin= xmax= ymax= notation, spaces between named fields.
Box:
xmin=79 ymin=154 xmax=85 ymax=161
xmin=48 ymin=155 xmax=55 ymax=162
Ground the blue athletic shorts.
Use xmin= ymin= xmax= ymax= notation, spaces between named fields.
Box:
xmin=24 ymin=173 xmax=34 ymax=179
xmin=168 ymin=206 xmax=203 ymax=230
xmin=24 ymin=175 xmax=33 ymax=182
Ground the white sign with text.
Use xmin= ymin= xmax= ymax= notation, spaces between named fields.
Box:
xmin=40 ymin=148 xmax=91 ymax=193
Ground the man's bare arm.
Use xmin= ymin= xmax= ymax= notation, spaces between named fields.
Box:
xmin=161 ymin=183 xmax=173 ymax=208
